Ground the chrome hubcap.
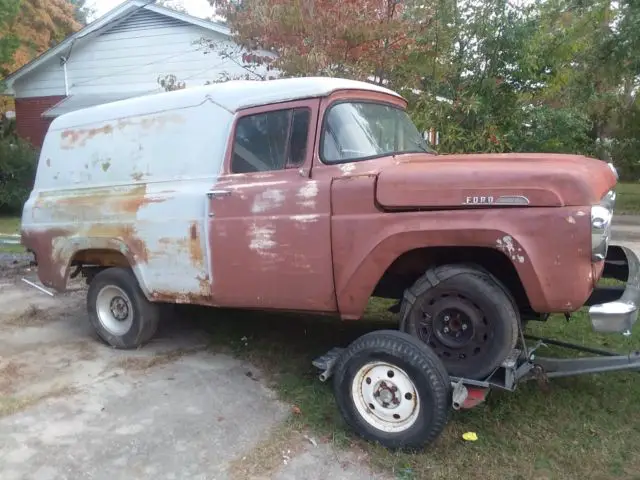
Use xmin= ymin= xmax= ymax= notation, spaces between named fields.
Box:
xmin=96 ymin=285 xmax=133 ymax=336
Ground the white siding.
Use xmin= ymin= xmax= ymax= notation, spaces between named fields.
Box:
xmin=14 ymin=9 xmax=274 ymax=99
xmin=13 ymin=57 xmax=66 ymax=98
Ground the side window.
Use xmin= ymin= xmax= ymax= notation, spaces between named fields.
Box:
xmin=231 ymin=109 xmax=291 ymax=174
xmin=287 ymin=108 xmax=311 ymax=167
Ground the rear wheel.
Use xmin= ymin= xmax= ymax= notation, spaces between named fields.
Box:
xmin=87 ymin=267 xmax=160 ymax=349
xmin=400 ymin=265 xmax=519 ymax=380
xmin=332 ymin=330 xmax=451 ymax=450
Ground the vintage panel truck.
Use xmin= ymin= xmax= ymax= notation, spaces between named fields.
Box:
xmin=21 ymin=77 xmax=640 ymax=449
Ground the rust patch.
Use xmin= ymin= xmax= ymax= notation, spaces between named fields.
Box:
xmin=61 ymin=124 xmax=114 ymax=149
xmin=151 ymin=237 xmax=188 ymax=259
xmin=120 ymin=185 xmax=167 ymax=213
xmin=189 ymin=222 xmax=204 ymax=266
xmin=21 ymin=228 xmax=73 ymax=291
xmin=101 ymin=160 xmax=111 ymax=172
xmin=115 ymin=113 xmax=185 ymax=132
xmin=197 ymin=274 xmax=210 ymax=297
xmin=84 ymin=223 xmax=149 ymax=264
xmin=150 ymin=291 xmax=213 ymax=306
xmin=38 ymin=184 xmax=162 ymax=215
xmin=131 ymin=172 xmax=144 ymax=181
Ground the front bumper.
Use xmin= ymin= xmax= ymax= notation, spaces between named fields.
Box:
xmin=588 ymin=245 xmax=640 ymax=334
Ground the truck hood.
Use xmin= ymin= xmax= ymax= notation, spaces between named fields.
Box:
xmin=375 ymin=153 xmax=617 ymax=209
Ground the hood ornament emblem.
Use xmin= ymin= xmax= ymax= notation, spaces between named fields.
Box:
xmin=464 ymin=195 xmax=530 ymax=206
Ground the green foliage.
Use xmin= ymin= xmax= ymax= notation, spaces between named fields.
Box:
xmin=0 ymin=136 xmax=38 ymax=215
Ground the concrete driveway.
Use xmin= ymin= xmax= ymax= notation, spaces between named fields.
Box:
xmin=0 ymin=269 xmax=388 ymax=480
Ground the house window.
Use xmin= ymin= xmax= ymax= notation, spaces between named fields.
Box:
xmin=231 ymin=108 xmax=311 ymax=174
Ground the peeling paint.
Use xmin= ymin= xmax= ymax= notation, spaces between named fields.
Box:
xmin=339 ymin=163 xmax=356 ymax=175
xmin=251 ymin=189 xmax=285 ymax=214
xmin=297 ymin=182 xmax=318 ymax=208
xmin=249 ymin=224 xmax=276 ymax=251
xmin=566 ymin=216 xmax=576 ymax=224
xmin=101 ymin=160 xmax=111 ymax=172
xmin=291 ymin=214 xmax=319 ymax=223
xmin=496 ymin=235 xmax=525 ymax=263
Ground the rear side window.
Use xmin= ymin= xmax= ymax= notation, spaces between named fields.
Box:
xmin=231 ymin=108 xmax=311 ymax=174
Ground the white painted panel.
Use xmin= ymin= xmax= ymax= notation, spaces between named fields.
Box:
xmin=24 ymin=99 xmax=234 ymax=298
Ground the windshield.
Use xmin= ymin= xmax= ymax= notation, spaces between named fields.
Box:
xmin=320 ymin=101 xmax=435 ymax=163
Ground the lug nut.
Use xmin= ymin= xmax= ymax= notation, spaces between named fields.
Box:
xmin=443 ymin=327 xmax=450 ymax=333
xmin=462 ymin=324 xmax=468 ymax=331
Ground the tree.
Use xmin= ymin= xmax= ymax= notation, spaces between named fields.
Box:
xmin=4 ymin=0 xmax=82 ymax=72
xmin=209 ymin=0 xmax=435 ymax=84
xmin=0 ymin=0 xmax=21 ymax=77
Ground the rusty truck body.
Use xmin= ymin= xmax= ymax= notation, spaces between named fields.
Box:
xmin=20 ymin=77 xmax=640 ymax=447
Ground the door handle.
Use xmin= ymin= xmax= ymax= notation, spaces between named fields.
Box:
xmin=207 ymin=189 xmax=232 ymax=199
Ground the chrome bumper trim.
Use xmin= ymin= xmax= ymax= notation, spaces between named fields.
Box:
xmin=589 ymin=245 xmax=640 ymax=334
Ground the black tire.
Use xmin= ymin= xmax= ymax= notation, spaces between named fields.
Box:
xmin=399 ymin=265 xmax=519 ymax=380
xmin=87 ymin=267 xmax=160 ymax=349
xmin=332 ymin=330 xmax=451 ymax=451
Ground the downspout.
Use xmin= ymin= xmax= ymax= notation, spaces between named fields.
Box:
xmin=60 ymin=56 xmax=69 ymax=96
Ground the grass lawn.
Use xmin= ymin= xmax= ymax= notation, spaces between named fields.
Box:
xmin=0 ymin=216 xmax=24 ymax=254
xmin=615 ymin=183 xmax=640 ymax=214
xmin=0 ymin=216 xmax=20 ymax=235
xmin=188 ymin=298 xmax=640 ymax=480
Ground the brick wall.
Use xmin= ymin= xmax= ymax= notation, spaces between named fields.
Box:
xmin=14 ymin=96 xmax=66 ymax=149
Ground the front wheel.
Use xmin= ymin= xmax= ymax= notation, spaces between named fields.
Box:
xmin=332 ymin=330 xmax=451 ymax=450
xmin=399 ymin=265 xmax=519 ymax=380
xmin=87 ymin=267 xmax=160 ymax=349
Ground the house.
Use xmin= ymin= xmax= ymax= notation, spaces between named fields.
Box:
xmin=1 ymin=0 xmax=274 ymax=148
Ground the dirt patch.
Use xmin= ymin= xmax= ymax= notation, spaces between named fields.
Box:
xmin=0 ymin=385 xmax=77 ymax=418
xmin=1 ymin=304 xmax=53 ymax=329
xmin=113 ymin=347 xmax=206 ymax=372
xmin=0 ymin=361 xmax=25 ymax=394
xmin=228 ymin=424 xmax=307 ymax=480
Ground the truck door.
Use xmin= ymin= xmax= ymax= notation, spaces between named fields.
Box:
xmin=206 ymin=98 xmax=337 ymax=312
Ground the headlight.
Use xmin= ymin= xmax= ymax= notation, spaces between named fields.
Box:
xmin=591 ymin=190 xmax=616 ymax=261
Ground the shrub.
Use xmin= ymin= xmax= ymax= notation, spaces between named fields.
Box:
xmin=0 ymin=136 xmax=38 ymax=215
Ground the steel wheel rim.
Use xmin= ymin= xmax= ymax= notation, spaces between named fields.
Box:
xmin=351 ymin=361 xmax=420 ymax=433
xmin=96 ymin=285 xmax=133 ymax=336
xmin=415 ymin=291 xmax=491 ymax=363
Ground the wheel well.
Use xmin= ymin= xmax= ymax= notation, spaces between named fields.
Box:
xmin=69 ymin=249 xmax=132 ymax=284
xmin=372 ymin=246 xmax=533 ymax=315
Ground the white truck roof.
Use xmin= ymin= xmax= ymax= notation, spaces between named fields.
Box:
xmin=49 ymin=77 xmax=404 ymax=132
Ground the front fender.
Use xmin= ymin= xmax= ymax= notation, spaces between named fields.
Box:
xmin=331 ymin=207 xmax=593 ymax=320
